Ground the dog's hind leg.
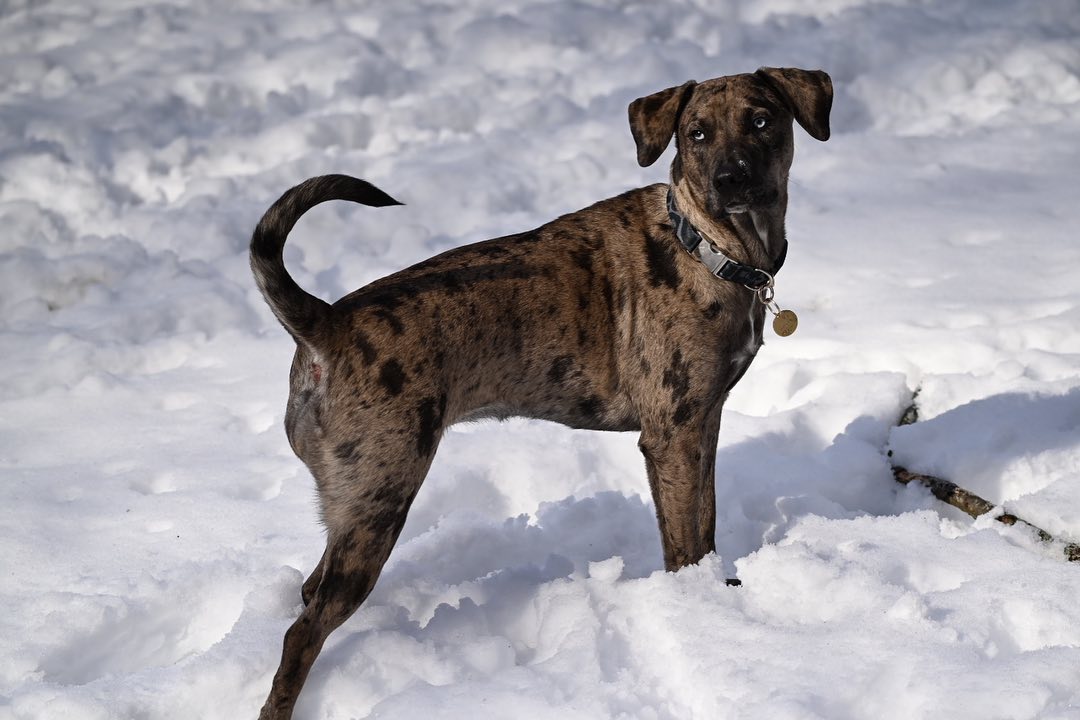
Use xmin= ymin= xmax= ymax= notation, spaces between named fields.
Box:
xmin=300 ymin=544 xmax=328 ymax=606
xmin=259 ymin=524 xmax=395 ymax=720
xmin=259 ymin=450 xmax=437 ymax=719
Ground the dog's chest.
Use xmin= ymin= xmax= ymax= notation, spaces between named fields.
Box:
xmin=717 ymin=292 xmax=766 ymax=394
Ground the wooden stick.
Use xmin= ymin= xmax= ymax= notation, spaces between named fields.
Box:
xmin=892 ymin=398 xmax=1080 ymax=563
xmin=892 ymin=466 xmax=1080 ymax=562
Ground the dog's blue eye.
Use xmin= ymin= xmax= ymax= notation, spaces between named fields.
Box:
xmin=691 ymin=129 xmax=706 ymax=142
xmin=753 ymin=117 xmax=768 ymax=130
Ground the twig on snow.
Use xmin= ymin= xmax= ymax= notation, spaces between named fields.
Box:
xmin=890 ymin=395 xmax=1080 ymax=563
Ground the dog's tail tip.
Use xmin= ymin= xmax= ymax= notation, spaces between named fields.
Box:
xmin=365 ymin=188 xmax=405 ymax=208
xmin=327 ymin=173 xmax=405 ymax=208
xmin=250 ymin=173 xmax=400 ymax=347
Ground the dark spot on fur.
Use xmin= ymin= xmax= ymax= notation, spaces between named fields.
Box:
xmin=368 ymin=503 xmax=410 ymax=538
xmin=662 ymin=349 xmax=691 ymax=403
xmin=374 ymin=308 xmax=404 ymax=335
xmin=578 ymin=395 xmax=603 ymax=418
xmin=417 ymin=394 xmax=447 ymax=457
xmin=640 ymin=92 xmax=668 ymax=116
xmin=368 ymin=292 xmax=403 ymax=311
xmin=366 ymin=481 xmax=401 ymax=506
xmin=546 ymin=303 xmax=557 ymax=316
xmin=673 ymin=401 xmax=695 ymax=426
xmin=600 ymin=278 xmax=614 ymax=311
xmin=316 ymin=566 xmax=371 ymax=610
xmin=548 ymin=355 xmax=574 ymax=383
xmin=570 ymin=249 xmax=593 ymax=276
xmin=672 ymin=154 xmax=684 ymax=184
xmin=704 ymin=300 xmax=723 ymax=319
xmin=379 ymin=359 xmax=406 ymax=395
xmin=334 ymin=440 xmax=362 ymax=464
xmin=577 ymin=326 xmax=589 ymax=346
xmin=644 ymin=233 xmax=680 ymax=290
xmin=354 ymin=331 xmax=377 ymax=365
xmin=616 ymin=208 xmax=633 ymax=229
xmin=367 ymin=508 xmax=395 ymax=536
xmin=434 ymin=351 xmax=445 ymax=370
xmin=578 ymin=292 xmax=590 ymax=310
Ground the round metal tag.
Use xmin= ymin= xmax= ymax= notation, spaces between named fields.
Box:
xmin=772 ymin=309 xmax=798 ymax=337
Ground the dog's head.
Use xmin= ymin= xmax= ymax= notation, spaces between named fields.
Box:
xmin=629 ymin=67 xmax=832 ymax=219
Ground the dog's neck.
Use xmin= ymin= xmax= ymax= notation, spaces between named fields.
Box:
xmin=668 ymin=183 xmax=788 ymax=278
xmin=733 ymin=200 xmax=788 ymax=274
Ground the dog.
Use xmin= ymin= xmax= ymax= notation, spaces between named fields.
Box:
xmin=249 ymin=66 xmax=832 ymax=719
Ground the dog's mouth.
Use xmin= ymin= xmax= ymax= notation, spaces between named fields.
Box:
xmin=713 ymin=186 xmax=778 ymax=217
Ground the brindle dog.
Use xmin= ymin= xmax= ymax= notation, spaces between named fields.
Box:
xmin=250 ymin=67 xmax=832 ymax=719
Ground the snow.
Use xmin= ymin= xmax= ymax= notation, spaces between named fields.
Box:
xmin=2 ymin=0 xmax=1080 ymax=718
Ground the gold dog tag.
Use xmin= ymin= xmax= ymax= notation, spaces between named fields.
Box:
xmin=772 ymin=309 xmax=798 ymax=337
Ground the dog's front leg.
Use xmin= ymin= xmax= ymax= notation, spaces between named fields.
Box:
xmin=696 ymin=405 xmax=724 ymax=557
xmin=639 ymin=425 xmax=714 ymax=571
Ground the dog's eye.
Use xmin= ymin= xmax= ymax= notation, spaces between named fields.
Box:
xmin=753 ymin=117 xmax=769 ymax=130
xmin=690 ymin=128 xmax=706 ymax=142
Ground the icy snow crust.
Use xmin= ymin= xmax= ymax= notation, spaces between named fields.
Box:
xmin=2 ymin=1 xmax=1080 ymax=718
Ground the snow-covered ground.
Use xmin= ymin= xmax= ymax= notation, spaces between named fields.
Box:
xmin=2 ymin=0 xmax=1080 ymax=717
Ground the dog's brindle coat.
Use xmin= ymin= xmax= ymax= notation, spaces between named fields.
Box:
xmin=250 ymin=67 xmax=832 ymax=719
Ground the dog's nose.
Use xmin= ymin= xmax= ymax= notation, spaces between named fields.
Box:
xmin=714 ymin=160 xmax=750 ymax=188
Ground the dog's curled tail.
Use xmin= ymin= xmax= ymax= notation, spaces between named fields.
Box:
xmin=250 ymin=174 xmax=402 ymax=346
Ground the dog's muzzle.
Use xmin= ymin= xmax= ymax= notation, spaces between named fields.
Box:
xmin=710 ymin=157 xmax=760 ymax=214
xmin=713 ymin=159 xmax=750 ymax=190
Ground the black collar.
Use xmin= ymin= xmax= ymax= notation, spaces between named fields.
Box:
xmin=666 ymin=189 xmax=786 ymax=290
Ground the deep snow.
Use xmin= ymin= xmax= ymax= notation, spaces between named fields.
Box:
xmin=2 ymin=1 xmax=1080 ymax=718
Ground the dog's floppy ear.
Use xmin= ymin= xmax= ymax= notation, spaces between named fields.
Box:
xmin=755 ymin=67 xmax=833 ymax=141
xmin=628 ymin=80 xmax=697 ymax=167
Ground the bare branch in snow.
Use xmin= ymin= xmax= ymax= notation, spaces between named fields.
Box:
xmin=891 ymin=395 xmax=1080 ymax=563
